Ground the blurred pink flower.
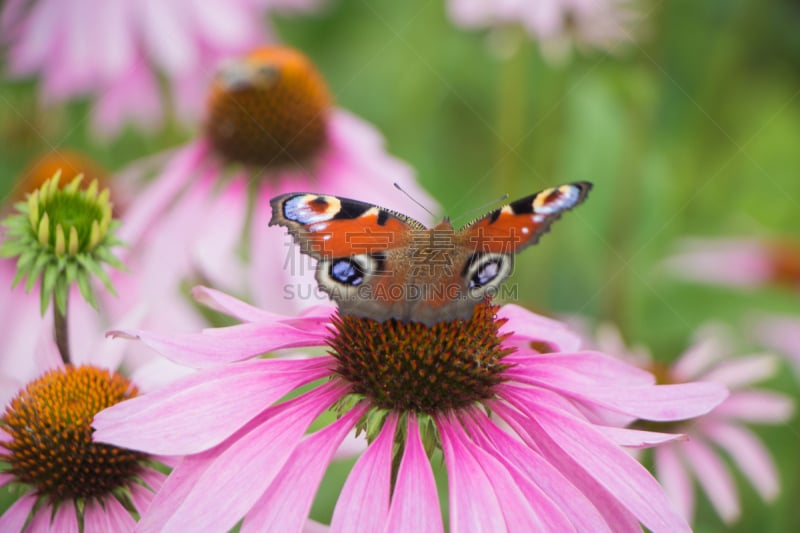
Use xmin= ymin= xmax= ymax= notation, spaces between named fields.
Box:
xmin=663 ymin=237 xmax=800 ymax=290
xmin=752 ymin=313 xmax=800 ymax=376
xmin=94 ymin=287 xmax=726 ymax=531
xmin=0 ymin=0 xmax=326 ymax=134
xmin=590 ymin=323 xmax=794 ymax=525
xmin=120 ymin=47 xmax=436 ymax=316
xmin=447 ymin=0 xmax=637 ymax=58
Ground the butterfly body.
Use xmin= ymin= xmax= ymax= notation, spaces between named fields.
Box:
xmin=270 ymin=182 xmax=592 ymax=324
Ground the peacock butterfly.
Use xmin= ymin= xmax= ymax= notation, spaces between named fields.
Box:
xmin=270 ymin=182 xmax=592 ymax=325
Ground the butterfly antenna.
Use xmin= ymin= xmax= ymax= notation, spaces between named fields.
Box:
xmin=394 ymin=182 xmax=437 ymax=219
xmin=451 ymin=193 xmax=510 ymax=225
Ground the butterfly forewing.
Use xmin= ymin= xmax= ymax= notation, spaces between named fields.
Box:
xmin=460 ymin=182 xmax=592 ymax=255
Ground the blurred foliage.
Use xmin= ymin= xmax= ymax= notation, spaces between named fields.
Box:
xmin=1 ymin=0 xmax=799 ymax=531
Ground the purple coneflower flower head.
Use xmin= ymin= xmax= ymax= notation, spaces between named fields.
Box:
xmin=663 ymin=237 xmax=800 ymax=291
xmin=447 ymin=0 xmax=637 ymax=59
xmin=94 ymin=286 xmax=726 ymax=532
xmin=0 ymin=320 xmax=176 ymax=531
xmin=591 ymin=323 xmax=794 ymax=525
xmin=0 ymin=0 xmax=326 ymax=134
xmin=119 ymin=46 xmax=435 ymax=316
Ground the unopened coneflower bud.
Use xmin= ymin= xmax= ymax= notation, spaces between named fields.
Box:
xmin=0 ymin=170 xmax=124 ymax=314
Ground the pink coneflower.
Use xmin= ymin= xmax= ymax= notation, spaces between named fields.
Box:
xmin=0 ymin=0 xmax=325 ymax=134
xmin=663 ymin=237 xmax=800 ymax=290
xmin=590 ymin=323 xmax=794 ymax=525
xmin=94 ymin=286 xmax=726 ymax=531
xmin=0 ymin=309 xmax=173 ymax=531
xmin=447 ymin=0 xmax=637 ymax=58
xmin=120 ymin=46 xmax=435 ymax=316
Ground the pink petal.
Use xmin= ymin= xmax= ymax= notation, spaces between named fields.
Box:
xmin=117 ymin=141 xmax=209 ymax=246
xmin=501 ymin=372 xmax=727 ymax=421
xmin=107 ymin=318 xmax=329 ymax=367
xmin=654 ymin=445 xmax=694 ymax=523
xmin=700 ymin=354 xmax=779 ymax=388
xmin=437 ymin=418 xmax=511 ymax=532
xmin=469 ymin=411 xmax=612 ymax=532
xmin=0 ymin=492 xmax=36 ymax=532
xmin=663 ymin=238 xmax=772 ymax=287
xmin=138 ymin=455 xmax=210 ymax=532
xmin=161 ymin=381 xmax=346 ymax=532
xmin=492 ymin=401 xmax=641 ymax=533
xmin=713 ymin=390 xmax=795 ymax=423
xmin=671 ymin=334 xmax=727 ymax=381
xmin=385 ymin=414 xmax=444 ymax=533
xmin=100 ymin=496 xmax=137 ymax=531
xmin=682 ymin=437 xmax=740 ymax=524
xmin=93 ymin=357 xmax=334 ymax=454
xmin=240 ymin=405 xmax=366 ymax=532
xmin=704 ymin=421 xmax=780 ymax=501
xmin=330 ymin=414 xmax=398 ymax=532
xmin=597 ymin=426 xmax=686 ymax=449
xmin=190 ymin=286 xmax=279 ymax=323
xmin=499 ymin=304 xmax=582 ymax=352
xmin=52 ymin=502 xmax=79 ymax=533
xmin=504 ymin=350 xmax=655 ymax=386
xmin=498 ymin=387 xmax=690 ymax=532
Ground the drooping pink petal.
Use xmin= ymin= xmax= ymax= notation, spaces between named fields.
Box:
xmin=385 ymin=414 xmax=444 ymax=533
xmin=107 ymin=318 xmax=329 ymax=367
xmin=663 ymin=238 xmax=772 ymax=288
xmin=653 ymin=444 xmax=694 ymax=523
xmin=499 ymin=304 xmax=582 ymax=352
xmin=704 ymin=421 xmax=780 ymax=502
xmin=469 ymin=411 xmax=612 ymax=532
xmin=459 ymin=415 xmax=581 ymax=533
xmin=240 ymin=405 xmax=367 ymax=533
xmin=93 ymin=357 xmax=334 ymax=454
xmin=160 ymin=381 xmax=347 ymax=533
xmin=700 ymin=354 xmax=779 ymax=388
xmin=137 ymin=455 xmax=212 ymax=532
xmin=116 ymin=140 xmax=209 ymax=246
xmin=437 ymin=417 xmax=510 ymax=532
xmin=487 ymin=401 xmax=642 ymax=533
xmin=682 ymin=437 xmax=740 ymax=524
xmin=103 ymin=496 xmax=138 ymax=531
xmin=190 ymin=286 xmax=280 ymax=323
xmin=671 ymin=334 xmax=728 ymax=381
xmin=596 ymin=426 xmax=686 ymax=449
xmin=713 ymin=390 xmax=795 ymax=423
xmin=498 ymin=387 xmax=691 ymax=533
xmin=500 ymin=372 xmax=727 ymax=421
xmin=503 ymin=350 xmax=655 ymax=386
xmin=330 ymin=414 xmax=398 ymax=533
xmin=52 ymin=501 xmax=79 ymax=533
xmin=0 ymin=492 xmax=36 ymax=532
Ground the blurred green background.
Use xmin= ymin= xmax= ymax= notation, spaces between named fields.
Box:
xmin=1 ymin=0 xmax=798 ymax=531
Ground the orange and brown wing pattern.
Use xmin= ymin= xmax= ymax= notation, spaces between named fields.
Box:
xmin=461 ymin=182 xmax=592 ymax=255
xmin=269 ymin=193 xmax=425 ymax=259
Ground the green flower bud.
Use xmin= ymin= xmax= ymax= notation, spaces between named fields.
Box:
xmin=1 ymin=170 xmax=125 ymax=314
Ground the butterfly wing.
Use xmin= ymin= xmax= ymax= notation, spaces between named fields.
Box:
xmin=460 ymin=182 xmax=592 ymax=254
xmin=269 ymin=193 xmax=426 ymax=259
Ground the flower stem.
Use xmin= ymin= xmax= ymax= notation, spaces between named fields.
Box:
xmin=53 ymin=294 xmax=71 ymax=365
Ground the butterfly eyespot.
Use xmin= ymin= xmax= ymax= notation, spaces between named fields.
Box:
xmin=470 ymin=259 xmax=501 ymax=288
xmin=328 ymin=255 xmax=379 ymax=287
xmin=465 ymin=253 xmax=512 ymax=292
